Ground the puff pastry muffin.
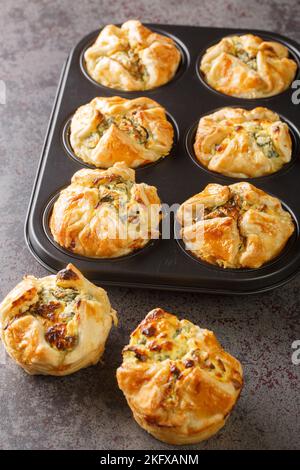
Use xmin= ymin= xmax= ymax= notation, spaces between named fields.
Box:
xmin=177 ymin=183 xmax=294 ymax=269
xmin=84 ymin=20 xmax=181 ymax=91
xmin=70 ymin=96 xmax=174 ymax=168
xmin=0 ymin=264 xmax=117 ymax=376
xmin=117 ymin=308 xmax=243 ymax=445
xmin=194 ymin=107 xmax=292 ymax=178
xmin=50 ymin=162 xmax=161 ymax=258
xmin=200 ymin=34 xmax=297 ymax=98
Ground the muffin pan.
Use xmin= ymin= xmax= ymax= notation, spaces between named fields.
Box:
xmin=25 ymin=24 xmax=300 ymax=294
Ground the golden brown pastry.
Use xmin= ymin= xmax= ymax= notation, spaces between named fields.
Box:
xmin=117 ymin=308 xmax=243 ymax=445
xmin=70 ymin=96 xmax=174 ymax=168
xmin=200 ymin=34 xmax=297 ymax=98
xmin=177 ymin=183 xmax=294 ymax=269
xmin=0 ymin=264 xmax=117 ymax=376
xmin=50 ymin=162 xmax=162 ymax=258
xmin=84 ymin=20 xmax=181 ymax=91
xmin=194 ymin=107 xmax=292 ymax=178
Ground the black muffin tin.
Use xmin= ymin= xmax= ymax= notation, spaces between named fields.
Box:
xmin=25 ymin=24 xmax=300 ymax=294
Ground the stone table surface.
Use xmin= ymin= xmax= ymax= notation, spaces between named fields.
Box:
xmin=0 ymin=0 xmax=300 ymax=451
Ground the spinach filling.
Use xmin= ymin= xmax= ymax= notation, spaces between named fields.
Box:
xmin=42 ymin=287 xmax=80 ymax=303
xmin=117 ymin=116 xmax=149 ymax=144
xmin=97 ymin=114 xmax=149 ymax=145
xmin=204 ymin=195 xmax=242 ymax=221
xmin=110 ymin=49 xmax=147 ymax=81
xmin=29 ymin=287 xmax=80 ymax=351
xmin=253 ymin=131 xmax=279 ymax=158
xmin=128 ymin=323 xmax=194 ymax=363
xmin=233 ymin=42 xmax=258 ymax=70
xmin=211 ymin=124 xmax=280 ymax=160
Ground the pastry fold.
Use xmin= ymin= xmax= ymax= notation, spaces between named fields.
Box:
xmin=85 ymin=20 xmax=181 ymax=91
xmin=50 ymin=162 xmax=162 ymax=258
xmin=177 ymin=182 xmax=294 ymax=268
xmin=117 ymin=308 xmax=243 ymax=445
xmin=200 ymin=34 xmax=297 ymax=98
xmin=0 ymin=264 xmax=117 ymax=375
xmin=70 ymin=96 xmax=174 ymax=168
xmin=194 ymin=107 xmax=292 ymax=178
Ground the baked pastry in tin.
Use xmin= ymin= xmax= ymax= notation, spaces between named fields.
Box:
xmin=200 ymin=34 xmax=297 ymax=98
xmin=177 ymin=183 xmax=294 ymax=269
xmin=194 ymin=107 xmax=292 ymax=178
xmin=0 ymin=264 xmax=117 ymax=376
xmin=84 ymin=20 xmax=181 ymax=91
xmin=50 ymin=162 xmax=161 ymax=258
xmin=70 ymin=96 xmax=174 ymax=168
xmin=117 ymin=308 xmax=243 ymax=445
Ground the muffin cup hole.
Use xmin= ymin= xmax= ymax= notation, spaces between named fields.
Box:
xmin=174 ymin=200 xmax=299 ymax=273
xmin=185 ymin=107 xmax=300 ymax=182
xmin=196 ymin=32 xmax=300 ymax=101
xmin=80 ymin=27 xmax=190 ymax=93
xmin=62 ymin=110 xmax=179 ymax=171
xmin=43 ymin=190 xmax=161 ymax=262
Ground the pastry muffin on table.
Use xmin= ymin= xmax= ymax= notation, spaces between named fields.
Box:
xmin=50 ymin=162 xmax=162 ymax=258
xmin=84 ymin=20 xmax=181 ymax=91
xmin=193 ymin=107 xmax=292 ymax=178
xmin=117 ymin=308 xmax=243 ymax=445
xmin=0 ymin=264 xmax=117 ymax=376
xmin=177 ymin=183 xmax=295 ymax=269
xmin=200 ymin=34 xmax=297 ymax=98
xmin=70 ymin=96 xmax=174 ymax=168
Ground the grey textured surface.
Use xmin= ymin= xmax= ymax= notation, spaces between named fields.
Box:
xmin=0 ymin=0 xmax=300 ymax=451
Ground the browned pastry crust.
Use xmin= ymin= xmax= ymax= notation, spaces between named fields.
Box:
xmin=177 ymin=182 xmax=295 ymax=269
xmin=70 ymin=96 xmax=174 ymax=168
xmin=84 ymin=20 xmax=181 ymax=91
xmin=200 ymin=34 xmax=297 ymax=98
xmin=50 ymin=162 xmax=162 ymax=258
xmin=194 ymin=107 xmax=292 ymax=178
xmin=0 ymin=264 xmax=117 ymax=375
xmin=117 ymin=308 xmax=243 ymax=445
